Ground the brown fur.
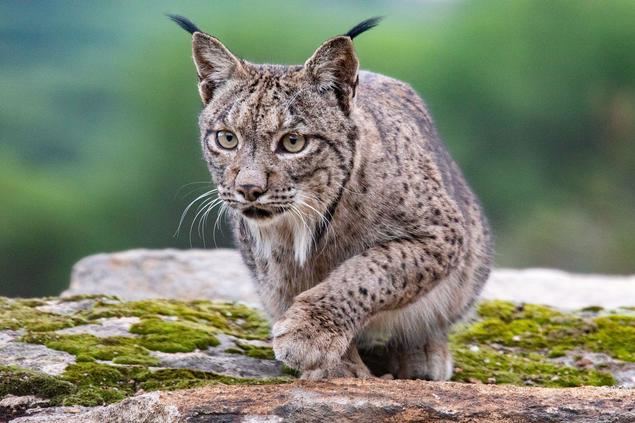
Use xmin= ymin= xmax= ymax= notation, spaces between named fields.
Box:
xmin=178 ymin=20 xmax=492 ymax=380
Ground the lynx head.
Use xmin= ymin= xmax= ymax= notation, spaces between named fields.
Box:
xmin=171 ymin=15 xmax=380 ymax=262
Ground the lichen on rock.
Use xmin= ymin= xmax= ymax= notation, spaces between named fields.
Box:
xmin=0 ymin=295 xmax=633 ymax=412
xmin=1 ymin=295 xmax=289 ymax=408
xmin=449 ymin=300 xmax=634 ymax=387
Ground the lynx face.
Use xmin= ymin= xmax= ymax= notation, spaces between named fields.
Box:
xmin=198 ymin=63 xmax=356 ymax=228
xmin=169 ymin=14 xmax=380 ymax=262
xmin=172 ymin=25 xmax=363 ymax=253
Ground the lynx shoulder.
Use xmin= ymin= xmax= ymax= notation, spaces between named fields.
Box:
xmin=171 ymin=15 xmax=493 ymax=380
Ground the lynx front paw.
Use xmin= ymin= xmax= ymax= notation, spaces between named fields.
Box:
xmin=300 ymin=345 xmax=373 ymax=380
xmin=300 ymin=359 xmax=372 ymax=380
xmin=272 ymin=303 xmax=350 ymax=372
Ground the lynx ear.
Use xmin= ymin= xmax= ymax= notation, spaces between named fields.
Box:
xmin=168 ymin=15 xmax=245 ymax=103
xmin=302 ymin=17 xmax=382 ymax=113
xmin=192 ymin=33 xmax=245 ymax=103
xmin=303 ymin=36 xmax=359 ymax=113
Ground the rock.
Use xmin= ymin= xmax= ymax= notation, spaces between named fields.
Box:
xmin=63 ymin=249 xmax=635 ymax=309
xmin=576 ymin=357 xmax=594 ymax=368
xmin=150 ymin=350 xmax=282 ymax=379
xmin=36 ymin=300 xmax=96 ymax=316
xmin=63 ymin=249 xmax=259 ymax=306
xmin=0 ymin=341 xmax=75 ymax=376
xmin=55 ymin=317 xmax=140 ymax=339
xmin=2 ymin=294 xmax=634 ymax=421
xmin=483 ymin=268 xmax=635 ymax=309
xmin=0 ymin=395 xmax=49 ymax=422
xmin=0 ymin=330 xmax=22 ymax=346
xmin=553 ymin=350 xmax=635 ymax=389
xmin=9 ymin=392 xmax=178 ymax=423
xmin=11 ymin=380 xmax=635 ymax=423
xmin=0 ymin=295 xmax=286 ymax=419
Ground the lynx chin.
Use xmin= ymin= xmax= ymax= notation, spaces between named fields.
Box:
xmin=171 ymin=15 xmax=492 ymax=380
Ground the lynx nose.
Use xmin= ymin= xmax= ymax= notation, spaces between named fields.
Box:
xmin=236 ymin=184 xmax=265 ymax=202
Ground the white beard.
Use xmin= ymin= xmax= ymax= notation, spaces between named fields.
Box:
xmin=243 ymin=211 xmax=314 ymax=267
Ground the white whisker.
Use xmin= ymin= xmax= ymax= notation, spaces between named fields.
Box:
xmin=212 ymin=203 xmax=230 ymax=247
xmin=200 ymin=197 xmax=224 ymax=246
xmin=189 ymin=196 xmax=222 ymax=247
xmin=174 ymin=188 xmax=218 ymax=238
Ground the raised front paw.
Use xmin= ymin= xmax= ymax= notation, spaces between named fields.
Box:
xmin=272 ymin=302 xmax=350 ymax=373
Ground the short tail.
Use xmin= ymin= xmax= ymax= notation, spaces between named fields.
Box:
xmin=167 ymin=14 xmax=202 ymax=34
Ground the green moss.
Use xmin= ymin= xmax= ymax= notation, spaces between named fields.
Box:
xmin=137 ymin=368 xmax=290 ymax=391
xmin=0 ymin=298 xmax=83 ymax=331
xmin=281 ymin=364 xmax=300 ymax=377
xmin=477 ymin=300 xmax=518 ymax=322
xmin=585 ymin=315 xmax=635 ymax=361
xmin=58 ymin=294 xmax=118 ymax=303
xmin=58 ymin=362 xmax=289 ymax=406
xmin=58 ymin=362 xmax=140 ymax=406
xmin=14 ymin=298 xmax=48 ymax=307
xmin=0 ymin=365 xmax=75 ymax=399
xmin=3 ymin=295 xmax=632 ymax=408
xmin=226 ymin=340 xmax=275 ymax=360
xmin=451 ymin=345 xmax=615 ymax=387
xmin=580 ymin=305 xmax=603 ymax=313
xmin=453 ymin=301 xmax=635 ymax=363
xmin=22 ymin=333 xmax=159 ymax=366
xmin=129 ymin=317 xmax=220 ymax=353
xmin=450 ymin=300 xmax=635 ymax=386
xmin=0 ymin=296 xmax=286 ymax=407
xmin=112 ymin=355 xmax=158 ymax=365
xmin=82 ymin=298 xmax=270 ymax=340
xmin=196 ymin=301 xmax=271 ymax=340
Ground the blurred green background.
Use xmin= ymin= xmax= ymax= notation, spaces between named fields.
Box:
xmin=1 ymin=0 xmax=634 ymax=297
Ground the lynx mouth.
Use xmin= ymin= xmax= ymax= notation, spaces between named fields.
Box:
xmin=241 ymin=206 xmax=278 ymax=220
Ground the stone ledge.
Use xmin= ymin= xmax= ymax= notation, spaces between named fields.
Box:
xmin=2 ymin=295 xmax=634 ymax=422
xmin=62 ymin=249 xmax=635 ymax=309
xmin=12 ymin=379 xmax=635 ymax=423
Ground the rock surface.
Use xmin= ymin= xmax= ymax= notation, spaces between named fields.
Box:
xmin=64 ymin=249 xmax=259 ymax=305
xmin=3 ymin=249 xmax=635 ymax=422
xmin=0 ymin=328 xmax=76 ymax=377
xmin=483 ymin=268 xmax=635 ymax=309
xmin=10 ymin=379 xmax=635 ymax=423
xmin=2 ymin=294 xmax=635 ymax=421
xmin=63 ymin=249 xmax=635 ymax=309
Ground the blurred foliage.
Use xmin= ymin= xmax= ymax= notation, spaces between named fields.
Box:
xmin=1 ymin=0 xmax=634 ymax=297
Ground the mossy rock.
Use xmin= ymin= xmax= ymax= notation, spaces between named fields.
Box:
xmin=450 ymin=300 xmax=633 ymax=386
xmin=1 ymin=295 xmax=284 ymax=406
xmin=0 ymin=295 xmax=632 ymax=408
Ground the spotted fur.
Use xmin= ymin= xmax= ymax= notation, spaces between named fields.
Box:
xmin=172 ymin=16 xmax=493 ymax=380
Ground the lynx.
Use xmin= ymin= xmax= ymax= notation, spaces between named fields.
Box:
xmin=171 ymin=15 xmax=492 ymax=380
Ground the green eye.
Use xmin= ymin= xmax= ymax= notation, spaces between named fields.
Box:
xmin=216 ymin=130 xmax=238 ymax=150
xmin=280 ymin=133 xmax=306 ymax=153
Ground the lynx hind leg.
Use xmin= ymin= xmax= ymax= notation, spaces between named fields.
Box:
xmin=300 ymin=343 xmax=373 ymax=380
xmin=396 ymin=335 xmax=453 ymax=381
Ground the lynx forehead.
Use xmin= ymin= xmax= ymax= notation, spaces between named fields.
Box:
xmin=171 ymin=15 xmax=493 ymax=381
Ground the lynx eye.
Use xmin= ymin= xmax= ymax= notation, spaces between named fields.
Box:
xmin=216 ymin=130 xmax=238 ymax=150
xmin=280 ymin=133 xmax=306 ymax=153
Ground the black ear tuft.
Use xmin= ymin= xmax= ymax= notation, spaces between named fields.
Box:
xmin=167 ymin=14 xmax=202 ymax=35
xmin=345 ymin=16 xmax=383 ymax=39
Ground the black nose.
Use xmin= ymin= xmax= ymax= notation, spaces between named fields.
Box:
xmin=236 ymin=184 xmax=265 ymax=202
